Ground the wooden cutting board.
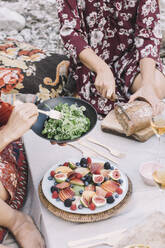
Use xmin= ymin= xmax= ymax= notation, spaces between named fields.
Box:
xmin=101 ymin=110 xmax=154 ymax=142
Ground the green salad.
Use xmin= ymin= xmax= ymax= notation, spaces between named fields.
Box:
xmin=42 ymin=103 xmax=90 ymax=140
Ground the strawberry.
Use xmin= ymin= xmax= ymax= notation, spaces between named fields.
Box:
xmin=105 ymin=192 xmax=113 ymax=198
xmin=63 ymin=162 xmax=69 ymax=167
xmin=89 ymin=202 xmax=96 ymax=210
xmin=116 ymin=187 xmax=123 ymax=195
xmin=70 ymin=204 xmax=77 ymax=211
xmin=52 ymin=191 xmax=59 ymax=199
xmin=87 ymin=157 xmax=92 ymax=164
xmin=76 ymin=173 xmax=83 ymax=179
xmin=50 ymin=170 xmax=55 ymax=177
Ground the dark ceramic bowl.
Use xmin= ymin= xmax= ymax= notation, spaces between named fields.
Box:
xmin=32 ymin=97 xmax=97 ymax=143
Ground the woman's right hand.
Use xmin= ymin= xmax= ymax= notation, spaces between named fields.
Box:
xmin=94 ymin=66 xmax=116 ymax=100
xmin=3 ymin=103 xmax=38 ymax=143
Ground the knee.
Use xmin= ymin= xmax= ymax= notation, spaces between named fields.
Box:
xmin=154 ymin=69 xmax=165 ymax=99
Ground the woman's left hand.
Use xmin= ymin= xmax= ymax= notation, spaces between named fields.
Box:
xmin=129 ymin=83 xmax=164 ymax=115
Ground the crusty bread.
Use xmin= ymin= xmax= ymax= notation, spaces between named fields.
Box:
xmin=114 ymin=101 xmax=152 ymax=136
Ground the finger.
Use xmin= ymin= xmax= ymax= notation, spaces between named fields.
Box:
xmin=24 ymin=109 xmax=39 ymax=118
xmin=16 ymin=103 xmax=36 ymax=111
xmin=28 ymin=115 xmax=38 ymax=126
xmin=50 ymin=141 xmax=57 ymax=145
xmin=106 ymin=89 xmax=113 ymax=99
xmin=129 ymin=92 xmax=139 ymax=103
xmin=110 ymin=92 xmax=117 ymax=101
xmin=59 ymin=143 xmax=67 ymax=146
xmin=152 ymin=101 xmax=165 ymax=116
xmin=101 ymin=88 xmax=107 ymax=98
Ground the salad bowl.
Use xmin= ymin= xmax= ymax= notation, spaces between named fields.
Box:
xmin=32 ymin=97 xmax=97 ymax=143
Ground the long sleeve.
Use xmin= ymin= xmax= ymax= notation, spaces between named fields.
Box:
xmin=134 ymin=0 xmax=162 ymax=61
xmin=57 ymin=0 xmax=89 ymax=64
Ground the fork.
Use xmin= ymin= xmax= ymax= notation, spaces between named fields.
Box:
xmin=38 ymin=109 xmax=62 ymax=120
xmin=68 ymin=143 xmax=96 ymax=157
xmin=86 ymin=137 xmax=125 ymax=158
xmin=78 ymin=141 xmax=119 ymax=164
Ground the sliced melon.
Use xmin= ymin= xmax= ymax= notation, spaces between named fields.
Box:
xmin=95 ymin=186 xmax=107 ymax=198
xmin=75 ymin=167 xmax=89 ymax=176
xmin=73 ymin=185 xmax=85 ymax=196
xmin=55 ymin=166 xmax=72 ymax=174
xmin=56 ymin=182 xmax=70 ymax=189
xmin=68 ymin=162 xmax=77 ymax=169
xmin=80 ymin=196 xmax=89 ymax=208
xmin=101 ymin=180 xmax=119 ymax=193
xmin=70 ymin=178 xmax=84 ymax=186
xmin=81 ymin=190 xmax=96 ymax=207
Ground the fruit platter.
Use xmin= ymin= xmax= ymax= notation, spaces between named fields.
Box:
xmin=41 ymin=157 xmax=129 ymax=214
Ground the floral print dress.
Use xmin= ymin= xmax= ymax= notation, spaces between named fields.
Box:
xmin=57 ymin=0 xmax=165 ymax=115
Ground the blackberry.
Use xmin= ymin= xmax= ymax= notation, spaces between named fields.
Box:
xmin=104 ymin=162 xmax=111 ymax=170
xmin=86 ymin=175 xmax=92 ymax=183
xmin=64 ymin=199 xmax=72 ymax=207
xmin=80 ymin=158 xmax=87 ymax=166
xmin=107 ymin=196 xmax=115 ymax=204
xmin=50 ymin=186 xmax=59 ymax=193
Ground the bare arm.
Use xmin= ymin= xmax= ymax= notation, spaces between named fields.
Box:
xmin=139 ymin=58 xmax=156 ymax=83
xmin=129 ymin=57 xmax=164 ymax=114
xmin=0 ymin=103 xmax=38 ymax=153
xmin=0 ymin=129 xmax=10 ymax=152
xmin=79 ymin=48 xmax=116 ymax=99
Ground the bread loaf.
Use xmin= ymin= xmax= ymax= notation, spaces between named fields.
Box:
xmin=114 ymin=101 xmax=152 ymax=136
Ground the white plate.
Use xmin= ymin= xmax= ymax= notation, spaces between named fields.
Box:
xmin=42 ymin=158 xmax=128 ymax=215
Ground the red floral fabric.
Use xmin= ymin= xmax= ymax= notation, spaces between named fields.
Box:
xmin=0 ymin=102 xmax=28 ymax=243
xmin=0 ymin=68 xmax=24 ymax=94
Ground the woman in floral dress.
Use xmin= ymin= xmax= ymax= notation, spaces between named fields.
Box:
xmin=0 ymin=100 xmax=45 ymax=247
xmin=57 ymin=0 xmax=165 ymax=115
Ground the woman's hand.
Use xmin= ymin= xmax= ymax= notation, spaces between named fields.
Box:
xmin=3 ymin=103 xmax=38 ymax=143
xmin=129 ymin=83 xmax=164 ymax=115
xmin=50 ymin=141 xmax=66 ymax=146
xmin=95 ymin=67 xmax=116 ymax=100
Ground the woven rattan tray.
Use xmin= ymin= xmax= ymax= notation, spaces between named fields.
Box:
xmin=38 ymin=177 xmax=132 ymax=223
